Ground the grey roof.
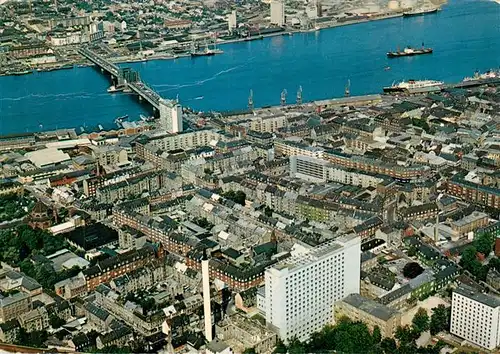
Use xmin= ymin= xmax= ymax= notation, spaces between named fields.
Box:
xmin=341 ymin=294 xmax=399 ymax=321
xmin=454 ymin=284 xmax=500 ymax=308
xmin=84 ymin=302 xmax=110 ymax=321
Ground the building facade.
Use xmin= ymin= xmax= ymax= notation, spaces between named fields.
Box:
xmin=451 ymin=284 xmax=500 ymax=350
xmin=262 ymin=234 xmax=361 ymax=343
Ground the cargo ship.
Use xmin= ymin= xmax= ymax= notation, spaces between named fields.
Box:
xmin=383 ymin=79 xmax=444 ymax=93
xmin=403 ymin=7 xmax=440 ymax=17
xmin=387 ymin=46 xmax=433 ymax=58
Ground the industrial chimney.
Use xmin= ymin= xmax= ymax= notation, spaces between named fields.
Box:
xmin=202 ymin=249 xmax=212 ymax=342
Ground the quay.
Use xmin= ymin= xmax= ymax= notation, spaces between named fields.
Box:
xmin=78 ymin=46 xmax=162 ymax=111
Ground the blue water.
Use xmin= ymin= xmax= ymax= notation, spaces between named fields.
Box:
xmin=0 ymin=0 xmax=499 ymax=134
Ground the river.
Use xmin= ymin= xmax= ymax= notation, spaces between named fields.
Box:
xmin=0 ymin=0 xmax=499 ymax=134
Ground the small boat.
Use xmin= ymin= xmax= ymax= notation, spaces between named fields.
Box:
xmin=98 ymin=125 xmax=104 ymax=131
xmin=384 ymin=66 xmax=391 ymax=71
xmin=194 ymin=96 xmax=204 ymax=100
xmin=107 ymin=85 xmax=121 ymax=93
xmin=140 ymin=114 xmax=151 ymax=121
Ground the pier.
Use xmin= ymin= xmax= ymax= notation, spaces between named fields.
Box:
xmin=78 ymin=46 xmax=160 ymax=110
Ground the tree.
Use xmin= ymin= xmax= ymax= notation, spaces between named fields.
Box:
xmin=273 ymin=339 xmax=287 ymax=353
xmin=49 ymin=314 xmax=66 ymax=329
xmin=474 ymin=232 xmax=494 ymax=256
xmin=372 ymin=325 xmax=382 ymax=344
xmin=430 ymin=304 xmax=450 ymax=335
xmin=403 ymin=262 xmax=424 ymax=279
xmin=380 ymin=337 xmax=397 ymax=353
xmin=223 ymin=190 xmax=246 ymax=206
xmin=460 ymin=246 xmax=488 ymax=281
xmin=412 ymin=308 xmax=430 ymax=334
xmin=243 ymin=348 xmax=257 ymax=354
xmin=395 ymin=325 xmax=418 ymax=347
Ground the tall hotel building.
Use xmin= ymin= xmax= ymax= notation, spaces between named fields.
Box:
xmin=451 ymin=284 xmax=500 ymax=350
xmin=261 ymin=234 xmax=361 ymax=342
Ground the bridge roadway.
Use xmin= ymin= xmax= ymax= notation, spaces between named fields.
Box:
xmin=78 ymin=47 xmax=161 ymax=110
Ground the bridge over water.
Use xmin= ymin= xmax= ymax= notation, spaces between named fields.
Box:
xmin=78 ymin=47 xmax=161 ymax=111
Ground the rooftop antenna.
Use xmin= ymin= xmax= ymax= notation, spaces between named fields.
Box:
xmin=248 ymin=89 xmax=254 ymax=110
xmin=281 ymin=89 xmax=287 ymax=106
xmin=296 ymin=86 xmax=303 ymax=105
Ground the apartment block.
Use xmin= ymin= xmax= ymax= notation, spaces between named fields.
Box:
xmin=262 ymin=234 xmax=361 ymax=343
xmin=451 ymin=284 xmax=500 ymax=350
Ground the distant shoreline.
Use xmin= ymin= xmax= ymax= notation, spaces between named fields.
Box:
xmin=0 ymin=6 xmax=446 ymax=77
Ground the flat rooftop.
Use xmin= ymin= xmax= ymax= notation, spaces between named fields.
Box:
xmin=454 ymin=284 xmax=500 ymax=308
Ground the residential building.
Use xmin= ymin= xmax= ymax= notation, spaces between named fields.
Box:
xmin=0 ymin=292 xmax=31 ymax=323
xmin=159 ymin=99 xmax=183 ymax=134
xmin=18 ymin=307 xmax=49 ymax=332
xmin=451 ymin=284 xmax=500 ymax=350
xmin=83 ymin=245 xmax=158 ymax=291
xmin=334 ymin=294 xmax=401 ymax=338
xmin=228 ymin=10 xmax=237 ymax=32
xmin=270 ymin=0 xmax=285 ymax=26
xmin=262 ymin=234 xmax=361 ymax=342
xmin=0 ymin=319 xmax=20 ymax=344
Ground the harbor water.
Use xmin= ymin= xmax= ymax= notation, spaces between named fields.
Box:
xmin=0 ymin=0 xmax=499 ymax=134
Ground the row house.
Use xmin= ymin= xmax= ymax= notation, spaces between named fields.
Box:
xmin=83 ymin=245 xmax=159 ymax=291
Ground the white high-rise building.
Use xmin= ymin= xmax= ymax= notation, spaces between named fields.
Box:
xmin=262 ymin=234 xmax=361 ymax=343
xmin=451 ymin=284 xmax=500 ymax=350
xmin=228 ymin=10 xmax=237 ymax=32
xmin=159 ymin=99 xmax=183 ymax=133
xmin=270 ymin=0 xmax=285 ymax=27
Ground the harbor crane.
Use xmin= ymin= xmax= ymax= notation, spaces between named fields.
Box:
xmin=248 ymin=89 xmax=254 ymax=110
xmin=281 ymin=89 xmax=287 ymax=106
xmin=297 ymin=86 xmax=303 ymax=105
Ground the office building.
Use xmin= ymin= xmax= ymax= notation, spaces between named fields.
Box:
xmin=270 ymin=0 xmax=285 ymax=27
xmin=159 ymin=99 xmax=183 ymax=133
xmin=262 ymin=234 xmax=361 ymax=343
xmin=451 ymin=284 xmax=500 ymax=350
xmin=228 ymin=11 xmax=237 ymax=32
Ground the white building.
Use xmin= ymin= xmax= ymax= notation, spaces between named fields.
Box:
xmin=451 ymin=284 xmax=500 ymax=350
xmin=261 ymin=234 xmax=361 ymax=343
xmin=159 ymin=99 xmax=183 ymax=133
xmin=290 ymin=155 xmax=385 ymax=187
xmin=228 ymin=10 xmax=237 ymax=32
xmin=270 ymin=0 xmax=285 ymax=27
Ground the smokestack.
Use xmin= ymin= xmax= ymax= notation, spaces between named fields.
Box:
xmin=434 ymin=213 xmax=439 ymax=242
xmin=202 ymin=249 xmax=212 ymax=342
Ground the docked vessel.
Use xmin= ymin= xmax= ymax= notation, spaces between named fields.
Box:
xmin=115 ymin=115 xmax=129 ymax=127
xmin=58 ymin=64 xmax=74 ymax=70
xmin=387 ymin=46 xmax=433 ymax=58
xmin=383 ymin=79 xmax=444 ymax=93
xmin=463 ymin=70 xmax=499 ymax=82
xmin=456 ymin=70 xmax=500 ymax=88
xmin=403 ymin=7 xmax=440 ymax=17
xmin=11 ymin=69 xmax=33 ymax=76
